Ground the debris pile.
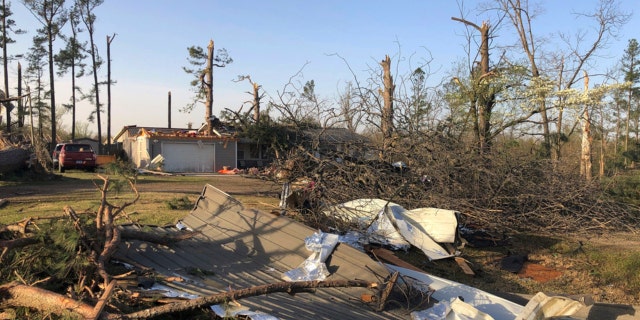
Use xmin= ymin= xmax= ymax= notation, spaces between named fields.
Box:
xmin=112 ymin=184 xmax=590 ymax=319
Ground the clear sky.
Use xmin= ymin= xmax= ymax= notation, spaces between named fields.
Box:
xmin=5 ymin=0 xmax=640 ymax=136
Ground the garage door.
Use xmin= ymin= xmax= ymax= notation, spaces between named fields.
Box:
xmin=162 ymin=142 xmax=215 ymax=172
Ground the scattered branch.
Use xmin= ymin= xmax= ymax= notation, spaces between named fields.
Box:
xmin=117 ymin=279 xmax=378 ymax=319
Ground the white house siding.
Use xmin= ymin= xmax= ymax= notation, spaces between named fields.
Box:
xmin=133 ymin=136 xmax=151 ymax=168
xmin=162 ymin=142 xmax=215 ymax=172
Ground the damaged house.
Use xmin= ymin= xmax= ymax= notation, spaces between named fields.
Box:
xmin=113 ymin=125 xmax=367 ymax=173
xmin=114 ymin=125 xmax=272 ymax=173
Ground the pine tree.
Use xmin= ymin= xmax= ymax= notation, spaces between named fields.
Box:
xmin=620 ymin=39 xmax=640 ymax=162
xmin=54 ymin=3 xmax=86 ymax=140
xmin=1 ymin=0 xmax=25 ymax=130
xmin=183 ymin=39 xmax=232 ymax=135
xmin=22 ymin=0 xmax=67 ymax=150
xmin=77 ymin=0 xmax=103 ymax=152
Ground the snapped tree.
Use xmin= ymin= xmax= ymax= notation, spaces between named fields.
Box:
xmin=183 ymin=39 xmax=232 ymax=136
xmin=54 ymin=2 xmax=87 ymax=141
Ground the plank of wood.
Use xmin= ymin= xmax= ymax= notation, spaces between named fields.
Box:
xmin=367 ymin=246 xmax=424 ymax=273
xmin=454 ymin=257 xmax=475 ymax=275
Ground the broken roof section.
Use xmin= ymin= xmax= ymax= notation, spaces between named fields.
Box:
xmin=323 ymin=198 xmax=459 ymax=261
xmin=113 ymin=184 xmax=593 ymax=319
xmin=115 ymin=184 xmax=411 ymax=319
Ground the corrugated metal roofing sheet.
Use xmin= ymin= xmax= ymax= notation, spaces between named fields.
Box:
xmin=115 ymin=184 xmax=413 ymax=319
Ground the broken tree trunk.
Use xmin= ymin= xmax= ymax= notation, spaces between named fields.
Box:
xmin=380 ymin=55 xmax=395 ymax=158
xmin=0 ymin=282 xmax=95 ymax=319
xmin=580 ymin=71 xmax=592 ymax=181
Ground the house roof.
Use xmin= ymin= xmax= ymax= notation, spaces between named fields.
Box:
xmin=113 ymin=125 xmax=237 ymax=142
xmin=114 ymin=184 xmax=413 ymax=319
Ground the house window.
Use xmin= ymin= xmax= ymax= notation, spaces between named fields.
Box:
xmin=249 ymin=144 xmax=260 ymax=159
xmin=237 ymin=150 xmax=245 ymax=160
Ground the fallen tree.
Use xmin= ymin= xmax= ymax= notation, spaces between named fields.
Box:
xmin=275 ymin=140 xmax=640 ymax=236
xmin=0 ymin=174 xmax=202 ymax=318
xmin=0 ymin=278 xmax=380 ymax=319
xmin=0 ymin=281 xmax=103 ymax=319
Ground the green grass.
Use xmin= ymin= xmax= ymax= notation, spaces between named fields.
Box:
xmin=0 ymin=171 xmax=216 ymax=226
xmin=164 ymin=196 xmax=195 ymax=210
xmin=588 ymin=250 xmax=640 ymax=293
xmin=0 ymin=170 xmax=280 ymax=226
xmin=602 ymin=173 xmax=640 ymax=205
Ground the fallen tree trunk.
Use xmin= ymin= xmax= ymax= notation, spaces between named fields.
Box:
xmin=115 ymin=279 xmax=378 ymax=319
xmin=0 ymin=282 xmax=95 ymax=318
xmin=1 ymin=217 xmax=35 ymax=234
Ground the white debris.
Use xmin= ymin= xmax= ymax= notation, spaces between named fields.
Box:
xmin=282 ymin=231 xmax=339 ymax=281
xmin=210 ymin=304 xmax=280 ymax=320
xmin=411 ymin=297 xmax=494 ymax=320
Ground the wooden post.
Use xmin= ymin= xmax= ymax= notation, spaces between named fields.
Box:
xmin=17 ymin=62 xmax=22 ymax=128
xmin=168 ymin=91 xmax=172 ymax=129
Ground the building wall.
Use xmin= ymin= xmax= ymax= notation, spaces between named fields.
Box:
xmin=161 ymin=141 xmax=215 ymax=172
xmin=133 ymin=136 xmax=150 ymax=168
xmin=215 ymin=140 xmax=237 ymax=171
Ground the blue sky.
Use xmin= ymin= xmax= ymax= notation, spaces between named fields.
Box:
xmin=6 ymin=0 xmax=640 ymax=134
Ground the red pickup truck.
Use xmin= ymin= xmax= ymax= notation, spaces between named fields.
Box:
xmin=57 ymin=143 xmax=97 ymax=173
